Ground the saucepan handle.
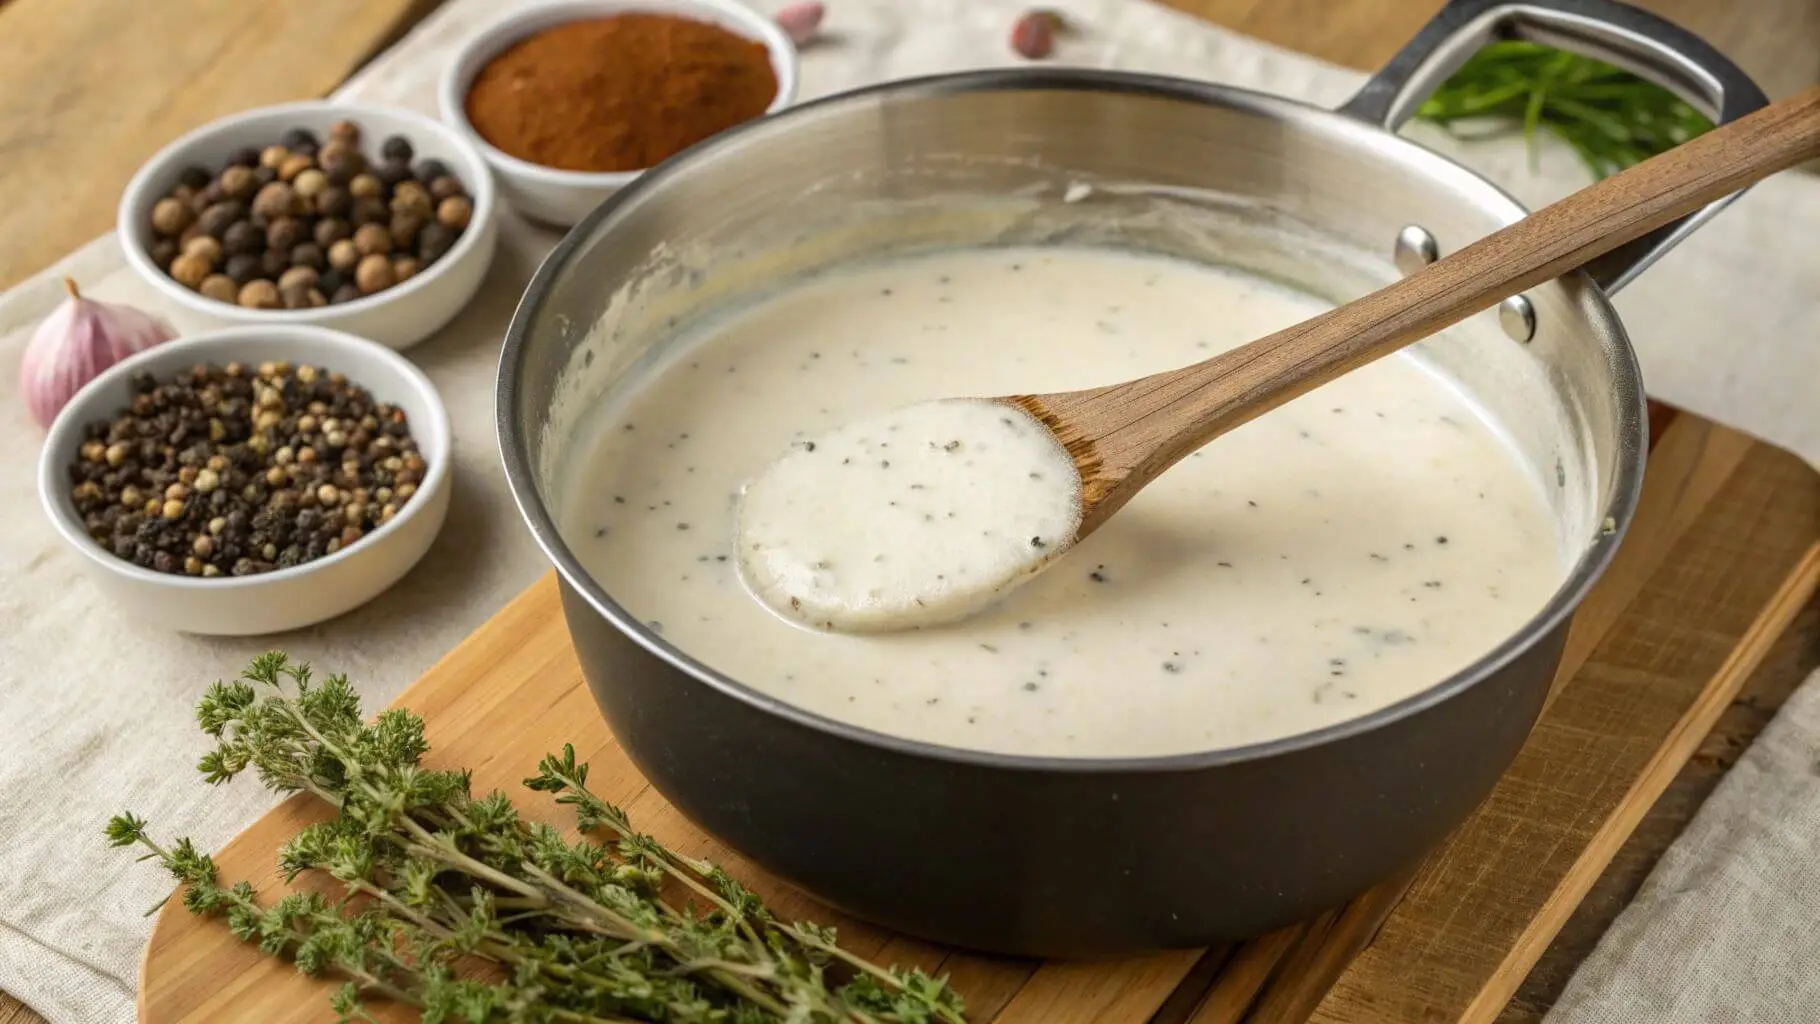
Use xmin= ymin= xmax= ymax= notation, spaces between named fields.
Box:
xmin=1337 ymin=0 xmax=1768 ymax=294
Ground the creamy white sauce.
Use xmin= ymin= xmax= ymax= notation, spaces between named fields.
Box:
xmin=735 ymin=399 xmax=1081 ymax=632
xmin=563 ymin=247 xmax=1565 ymax=758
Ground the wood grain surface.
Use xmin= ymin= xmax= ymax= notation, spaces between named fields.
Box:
xmin=0 ymin=0 xmax=436 ymax=290
xmin=135 ymin=408 xmax=1820 ymax=1024
xmin=0 ymin=4 xmax=440 ymax=1021
xmin=5 ymin=0 xmax=1818 ymax=1021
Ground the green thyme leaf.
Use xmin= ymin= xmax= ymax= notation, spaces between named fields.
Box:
xmin=115 ymin=653 xmax=970 ymax=1023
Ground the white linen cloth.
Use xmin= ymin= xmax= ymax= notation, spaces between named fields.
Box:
xmin=0 ymin=1 xmax=1814 ymax=1021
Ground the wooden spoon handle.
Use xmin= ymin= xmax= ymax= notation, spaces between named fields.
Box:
xmin=1029 ymin=85 xmax=1820 ymax=534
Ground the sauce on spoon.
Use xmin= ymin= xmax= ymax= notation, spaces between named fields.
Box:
xmin=736 ymin=398 xmax=1080 ymax=632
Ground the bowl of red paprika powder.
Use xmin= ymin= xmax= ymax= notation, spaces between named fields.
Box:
xmin=439 ymin=0 xmax=800 ymax=227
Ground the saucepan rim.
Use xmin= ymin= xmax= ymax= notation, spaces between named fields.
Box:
xmin=497 ymin=67 xmax=1647 ymax=774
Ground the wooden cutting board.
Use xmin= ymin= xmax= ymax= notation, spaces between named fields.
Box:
xmin=138 ymin=402 xmax=1820 ymax=1024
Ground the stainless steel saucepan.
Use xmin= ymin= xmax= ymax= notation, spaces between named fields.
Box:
xmin=498 ymin=0 xmax=1765 ymax=956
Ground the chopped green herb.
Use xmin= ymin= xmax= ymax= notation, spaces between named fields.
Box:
xmin=1416 ymin=42 xmax=1713 ymax=178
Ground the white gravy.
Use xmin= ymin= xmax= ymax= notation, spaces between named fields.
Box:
xmin=734 ymin=398 xmax=1082 ymax=632
xmin=563 ymin=247 xmax=1565 ymax=757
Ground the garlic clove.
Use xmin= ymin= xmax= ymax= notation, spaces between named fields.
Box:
xmin=774 ymin=1 xmax=824 ymax=47
xmin=20 ymin=278 xmax=176 ymax=428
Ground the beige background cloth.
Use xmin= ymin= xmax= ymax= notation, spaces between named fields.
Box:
xmin=0 ymin=1 xmax=1814 ymax=1021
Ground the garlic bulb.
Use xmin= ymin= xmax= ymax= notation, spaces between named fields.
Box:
xmin=20 ymin=278 xmax=175 ymax=428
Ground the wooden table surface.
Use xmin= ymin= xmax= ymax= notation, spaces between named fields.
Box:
xmin=1 ymin=1 xmax=1814 ymax=1021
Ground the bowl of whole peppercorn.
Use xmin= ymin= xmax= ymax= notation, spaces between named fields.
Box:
xmin=438 ymin=0 xmax=799 ymax=227
xmin=37 ymin=324 xmax=453 ymax=636
xmin=118 ymin=102 xmax=498 ymax=351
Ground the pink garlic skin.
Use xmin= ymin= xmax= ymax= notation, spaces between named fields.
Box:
xmin=20 ymin=282 xmax=176 ymax=428
xmin=775 ymin=1 xmax=824 ymax=46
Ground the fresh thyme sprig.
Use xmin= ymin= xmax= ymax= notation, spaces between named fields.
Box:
xmin=110 ymin=653 xmax=967 ymax=1024
xmin=1416 ymin=41 xmax=1714 ymax=178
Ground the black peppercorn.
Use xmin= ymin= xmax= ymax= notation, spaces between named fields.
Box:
xmin=222 ymin=220 xmax=263 ymax=256
xmin=427 ymin=175 xmax=465 ymax=202
xmin=266 ymin=216 xmax=304 ymax=253
xmin=65 ymin=357 xmax=428 ymax=570
xmin=280 ymin=127 xmax=320 ymax=155
xmin=290 ymin=242 xmax=325 ymax=270
xmin=350 ymin=195 xmax=389 ymax=227
xmin=149 ymin=237 xmax=179 ymax=270
xmin=197 ymin=201 xmax=246 ymax=239
xmin=223 ymin=252 xmax=261 ymax=285
xmin=375 ymin=159 xmax=412 ymax=189
xmin=417 ymin=221 xmax=457 ymax=264
xmin=313 ymin=217 xmax=352 ymax=248
xmin=146 ymin=119 xmax=470 ymax=306
xmin=318 ymin=141 xmax=365 ymax=184
xmin=314 ymin=186 xmax=351 ymax=219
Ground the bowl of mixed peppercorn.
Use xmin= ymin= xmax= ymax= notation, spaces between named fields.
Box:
xmin=36 ymin=324 xmax=452 ymax=636
xmin=118 ymin=101 xmax=498 ymax=351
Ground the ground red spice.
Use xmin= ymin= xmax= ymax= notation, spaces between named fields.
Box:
xmin=465 ymin=15 xmax=779 ymax=173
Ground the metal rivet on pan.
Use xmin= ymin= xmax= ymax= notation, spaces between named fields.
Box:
xmin=1499 ymin=295 xmax=1537 ymax=343
xmin=1393 ymin=225 xmax=1438 ymax=276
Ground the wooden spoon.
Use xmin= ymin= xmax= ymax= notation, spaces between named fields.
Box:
xmin=734 ymin=86 xmax=1820 ymax=634
xmin=1011 ymin=85 xmax=1820 ymax=538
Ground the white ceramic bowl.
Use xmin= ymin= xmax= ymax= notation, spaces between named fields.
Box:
xmin=438 ymin=0 xmax=800 ymax=227
xmin=118 ymin=101 xmax=500 ymax=351
xmin=38 ymin=325 xmax=453 ymax=636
